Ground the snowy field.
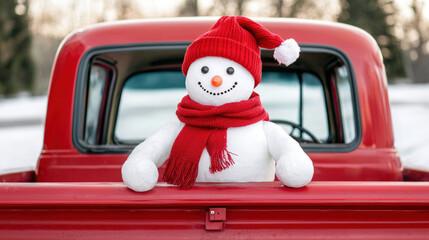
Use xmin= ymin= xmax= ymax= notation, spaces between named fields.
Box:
xmin=0 ymin=96 xmax=47 ymax=172
xmin=389 ymin=84 xmax=429 ymax=171
xmin=0 ymin=84 xmax=428 ymax=173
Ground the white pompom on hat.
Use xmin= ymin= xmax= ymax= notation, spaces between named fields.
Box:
xmin=274 ymin=38 xmax=301 ymax=66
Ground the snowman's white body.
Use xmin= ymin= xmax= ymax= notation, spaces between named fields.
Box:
xmin=197 ymin=121 xmax=274 ymax=182
xmin=122 ymin=57 xmax=314 ymax=192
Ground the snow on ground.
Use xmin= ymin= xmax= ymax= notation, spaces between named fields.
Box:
xmin=0 ymin=96 xmax=47 ymax=172
xmin=0 ymin=84 xmax=428 ymax=173
xmin=0 ymin=95 xmax=47 ymax=122
xmin=0 ymin=125 xmax=44 ymax=171
xmin=388 ymin=84 xmax=429 ymax=171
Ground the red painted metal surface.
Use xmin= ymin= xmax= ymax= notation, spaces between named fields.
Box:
xmin=0 ymin=168 xmax=35 ymax=182
xmin=1 ymin=182 xmax=429 ymax=239
xmin=37 ymin=18 xmax=402 ymax=182
xmin=403 ymin=168 xmax=429 ymax=181
xmin=206 ymin=208 xmax=226 ymax=230
xmin=3 ymin=181 xmax=429 ymax=207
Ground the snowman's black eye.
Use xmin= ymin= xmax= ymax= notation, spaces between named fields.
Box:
xmin=226 ymin=67 xmax=234 ymax=75
xmin=201 ymin=66 xmax=209 ymax=74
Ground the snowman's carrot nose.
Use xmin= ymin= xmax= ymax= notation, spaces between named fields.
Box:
xmin=211 ymin=75 xmax=223 ymax=87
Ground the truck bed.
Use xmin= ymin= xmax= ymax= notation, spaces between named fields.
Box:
xmin=2 ymin=181 xmax=429 ymax=240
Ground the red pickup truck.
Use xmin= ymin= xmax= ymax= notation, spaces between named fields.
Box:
xmin=1 ymin=18 xmax=429 ymax=239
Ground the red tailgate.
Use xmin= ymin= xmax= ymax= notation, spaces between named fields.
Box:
xmin=1 ymin=182 xmax=429 ymax=240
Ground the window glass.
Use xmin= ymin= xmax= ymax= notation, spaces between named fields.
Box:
xmin=115 ymin=70 xmax=329 ymax=143
xmin=258 ymin=72 xmax=300 ymax=124
xmin=85 ymin=65 xmax=108 ymax=145
xmin=258 ymin=72 xmax=328 ymax=142
xmin=302 ymin=73 xmax=329 ymax=141
xmin=335 ymin=65 xmax=356 ymax=143
xmin=115 ymin=72 xmax=186 ymax=142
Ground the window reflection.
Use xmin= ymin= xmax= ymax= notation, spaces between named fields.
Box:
xmin=85 ymin=65 xmax=108 ymax=145
xmin=335 ymin=65 xmax=356 ymax=144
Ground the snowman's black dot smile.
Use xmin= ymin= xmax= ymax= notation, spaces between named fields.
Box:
xmin=198 ymin=81 xmax=238 ymax=95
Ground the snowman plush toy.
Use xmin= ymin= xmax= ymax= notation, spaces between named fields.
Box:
xmin=122 ymin=16 xmax=314 ymax=192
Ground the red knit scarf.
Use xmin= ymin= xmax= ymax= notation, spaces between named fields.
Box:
xmin=162 ymin=92 xmax=269 ymax=189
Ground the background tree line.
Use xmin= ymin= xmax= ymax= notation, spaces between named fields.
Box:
xmin=0 ymin=0 xmax=34 ymax=96
xmin=0 ymin=0 xmax=428 ymax=97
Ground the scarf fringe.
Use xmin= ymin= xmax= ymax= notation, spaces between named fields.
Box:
xmin=209 ymin=149 xmax=236 ymax=174
xmin=206 ymin=130 xmax=236 ymax=174
xmin=162 ymin=156 xmax=199 ymax=189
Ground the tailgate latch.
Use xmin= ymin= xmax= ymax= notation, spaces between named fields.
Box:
xmin=205 ymin=208 xmax=226 ymax=231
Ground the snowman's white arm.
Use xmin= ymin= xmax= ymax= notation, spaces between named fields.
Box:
xmin=262 ymin=121 xmax=306 ymax=161
xmin=262 ymin=121 xmax=314 ymax=188
xmin=126 ymin=122 xmax=184 ymax=167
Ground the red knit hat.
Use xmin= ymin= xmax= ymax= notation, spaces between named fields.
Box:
xmin=182 ymin=16 xmax=300 ymax=87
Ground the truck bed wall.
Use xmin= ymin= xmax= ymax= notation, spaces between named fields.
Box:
xmin=1 ymin=182 xmax=429 ymax=240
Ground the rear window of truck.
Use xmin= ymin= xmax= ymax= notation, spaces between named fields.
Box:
xmin=77 ymin=44 xmax=359 ymax=152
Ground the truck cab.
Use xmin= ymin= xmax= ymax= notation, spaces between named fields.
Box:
xmin=39 ymin=18 xmax=402 ymax=182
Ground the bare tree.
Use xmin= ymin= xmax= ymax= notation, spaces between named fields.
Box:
xmin=271 ymin=0 xmax=318 ymax=18
xmin=273 ymin=0 xmax=284 ymax=17
xmin=271 ymin=0 xmax=334 ymax=19
xmin=0 ymin=0 xmax=35 ymax=96
xmin=116 ymin=0 xmax=134 ymax=20
xmin=178 ymin=0 xmax=199 ymax=16
xmin=193 ymin=0 xmax=249 ymax=16
xmin=404 ymin=0 xmax=429 ymax=83
xmin=235 ymin=0 xmax=247 ymax=16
